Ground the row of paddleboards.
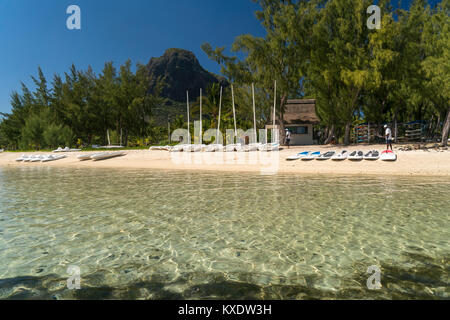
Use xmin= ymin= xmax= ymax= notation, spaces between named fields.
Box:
xmin=287 ymin=150 xmax=397 ymax=161
xmin=15 ymin=154 xmax=68 ymax=162
xmin=77 ymin=151 xmax=126 ymax=161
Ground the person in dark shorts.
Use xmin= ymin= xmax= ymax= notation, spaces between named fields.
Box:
xmin=385 ymin=125 xmax=393 ymax=150
xmin=285 ymin=129 xmax=292 ymax=149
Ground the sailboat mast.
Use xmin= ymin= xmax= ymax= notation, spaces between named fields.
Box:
xmin=217 ymin=86 xmax=223 ymax=142
xmin=231 ymin=84 xmax=237 ymax=139
xmin=200 ymin=88 xmax=202 ymax=144
xmin=272 ymin=80 xmax=277 ymax=143
xmin=252 ymin=83 xmax=257 ymax=142
xmin=187 ymin=90 xmax=190 ymax=144
xmin=273 ymin=80 xmax=277 ymax=128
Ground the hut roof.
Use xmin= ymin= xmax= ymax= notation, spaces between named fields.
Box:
xmin=278 ymin=99 xmax=320 ymax=124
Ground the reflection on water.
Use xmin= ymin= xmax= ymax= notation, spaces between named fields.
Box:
xmin=0 ymin=167 xmax=448 ymax=299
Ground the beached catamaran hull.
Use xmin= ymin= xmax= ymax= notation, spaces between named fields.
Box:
xmin=42 ymin=155 xmax=67 ymax=162
xmin=77 ymin=154 xmax=93 ymax=161
xmin=91 ymin=152 xmax=126 ymax=161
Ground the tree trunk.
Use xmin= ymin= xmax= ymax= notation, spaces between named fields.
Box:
xmin=394 ymin=109 xmax=398 ymax=143
xmin=442 ymin=106 xmax=450 ymax=147
xmin=324 ymin=124 xmax=335 ymax=145
xmin=344 ymin=121 xmax=351 ymax=145
xmin=279 ymin=94 xmax=287 ymax=144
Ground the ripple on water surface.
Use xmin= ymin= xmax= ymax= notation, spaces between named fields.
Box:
xmin=0 ymin=167 xmax=448 ymax=299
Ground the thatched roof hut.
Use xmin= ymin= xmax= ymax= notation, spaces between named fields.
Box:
xmin=282 ymin=99 xmax=320 ymax=124
xmin=268 ymin=99 xmax=320 ymax=145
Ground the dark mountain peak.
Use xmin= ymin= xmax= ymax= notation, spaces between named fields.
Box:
xmin=147 ymin=48 xmax=227 ymax=102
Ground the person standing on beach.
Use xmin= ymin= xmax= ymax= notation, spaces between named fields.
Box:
xmin=285 ymin=129 xmax=292 ymax=149
xmin=385 ymin=125 xmax=393 ymax=151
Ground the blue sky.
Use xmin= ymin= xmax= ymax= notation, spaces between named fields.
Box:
xmin=0 ymin=0 xmax=441 ymax=114
xmin=0 ymin=0 xmax=264 ymax=114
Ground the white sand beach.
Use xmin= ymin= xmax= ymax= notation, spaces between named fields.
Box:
xmin=1 ymin=145 xmax=449 ymax=176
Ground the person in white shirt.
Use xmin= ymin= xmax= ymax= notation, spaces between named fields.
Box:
xmin=385 ymin=125 xmax=393 ymax=151
xmin=285 ymin=129 xmax=292 ymax=149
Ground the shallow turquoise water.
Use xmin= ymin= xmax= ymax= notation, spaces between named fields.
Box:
xmin=0 ymin=167 xmax=448 ymax=299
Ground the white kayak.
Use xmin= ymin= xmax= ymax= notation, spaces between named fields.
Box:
xmin=331 ymin=151 xmax=348 ymax=161
xmin=380 ymin=150 xmax=397 ymax=161
xmin=42 ymin=154 xmax=67 ymax=162
xmin=91 ymin=151 xmax=126 ymax=161
xmin=286 ymin=151 xmax=310 ymax=161
xmin=364 ymin=150 xmax=380 ymax=160
xmin=316 ymin=151 xmax=336 ymax=160
xmin=348 ymin=151 xmax=364 ymax=161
